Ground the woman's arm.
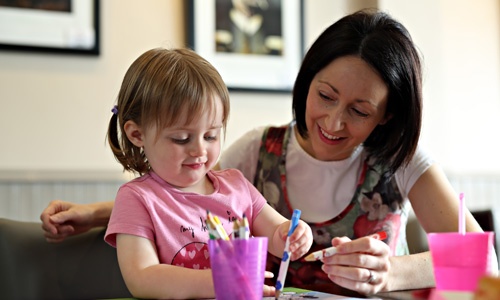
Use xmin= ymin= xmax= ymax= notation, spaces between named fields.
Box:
xmin=322 ymin=163 xmax=498 ymax=294
xmin=409 ymin=164 xmax=481 ymax=234
xmin=40 ymin=200 xmax=114 ymax=242
xmin=385 ymin=163 xmax=498 ymax=291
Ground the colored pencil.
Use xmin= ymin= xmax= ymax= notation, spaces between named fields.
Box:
xmin=212 ymin=216 xmax=230 ymax=240
xmin=239 ymin=213 xmax=250 ymax=239
xmin=206 ymin=217 xmax=222 ymax=240
xmin=232 ymin=219 xmax=240 ymax=239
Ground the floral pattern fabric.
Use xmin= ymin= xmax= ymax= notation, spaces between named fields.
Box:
xmin=254 ymin=124 xmax=409 ymax=288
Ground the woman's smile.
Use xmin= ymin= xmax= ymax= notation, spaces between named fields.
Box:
xmin=318 ymin=125 xmax=345 ymax=145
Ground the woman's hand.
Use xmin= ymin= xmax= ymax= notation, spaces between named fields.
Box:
xmin=320 ymin=236 xmax=391 ymax=295
xmin=40 ymin=200 xmax=97 ymax=242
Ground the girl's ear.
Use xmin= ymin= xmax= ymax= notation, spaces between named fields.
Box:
xmin=124 ymin=120 xmax=145 ymax=147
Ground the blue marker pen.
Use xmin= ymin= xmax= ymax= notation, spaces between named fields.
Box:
xmin=275 ymin=209 xmax=301 ymax=299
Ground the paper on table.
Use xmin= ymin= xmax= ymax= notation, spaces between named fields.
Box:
xmin=263 ymin=290 xmax=382 ymax=299
xmin=429 ymin=290 xmax=474 ymax=300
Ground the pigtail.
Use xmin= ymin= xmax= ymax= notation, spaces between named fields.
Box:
xmin=107 ymin=106 xmax=149 ymax=175
xmin=107 ymin=110 xmax=127 ymax=170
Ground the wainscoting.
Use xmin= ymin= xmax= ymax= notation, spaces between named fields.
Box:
xmin=1 ymin=171 xmax=499 ymax=226
xmin=0 ymin=170 xmax=129 ymax=222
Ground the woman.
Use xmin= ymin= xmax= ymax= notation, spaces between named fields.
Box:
xmin=40 ymin=9 xmax=496 ymax=295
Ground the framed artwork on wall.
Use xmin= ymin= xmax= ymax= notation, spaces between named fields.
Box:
xmin=187 ymin=0 xmax=303 ymax=93
xmin=0 ymin=0 xmax=99 ymax=55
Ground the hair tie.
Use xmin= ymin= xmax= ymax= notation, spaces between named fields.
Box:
xmin=111 ymin=105 xmax=118 ymax=115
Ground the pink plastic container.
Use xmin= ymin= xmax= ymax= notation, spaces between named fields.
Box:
xmin=427 ymin=232 xmax=494 ymax=291
xmin=209 ymin=237 xmax=268 ymax=300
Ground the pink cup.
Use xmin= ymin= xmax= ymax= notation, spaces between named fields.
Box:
xmin=427 ymin=232 xmax=494 ymax=291
xmin=209 ymin=237 xmax=268 ymax=300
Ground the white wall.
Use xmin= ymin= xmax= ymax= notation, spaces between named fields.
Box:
xmin=380 ymin=0 xmax=500 ymax=175
xmin=0 ymin=0 xmax=185 ymax=179
xmin=225 ymin=0 xmax=379 ymax=159
xmin=0 ymin=0 xmax=499 ymax=181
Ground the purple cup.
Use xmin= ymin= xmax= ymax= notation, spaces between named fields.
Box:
xmin=427 ymin=232 xmax=494 ymax=291
xmin=209 ymin=237 xmax=268 ymax=300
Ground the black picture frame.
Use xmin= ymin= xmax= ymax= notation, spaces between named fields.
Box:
xmin=187 ymin=0 xmax=303 ymax=93
xmin=0 ymin=0 xmax=99 ymax=55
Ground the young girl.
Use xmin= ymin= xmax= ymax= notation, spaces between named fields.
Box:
xmin=103 ymin=48 xmax=313 ymax=299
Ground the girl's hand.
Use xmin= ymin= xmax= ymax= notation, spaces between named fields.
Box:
xmin=263 ymin=271 xmax=276 ymax=296
xmin=320 ymin=236 xmax=391 ymax=295
xmin=281 ymin=220 xmax=313 ymax=261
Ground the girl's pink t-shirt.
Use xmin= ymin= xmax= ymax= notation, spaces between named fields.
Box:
xmin=104 ymin=168 xmax=266 ymax=269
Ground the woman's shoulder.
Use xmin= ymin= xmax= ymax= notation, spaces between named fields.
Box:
xmin=219 ymin=126 xmax=266 ymax=169
xmin=226 ymin=123 xmax=289 ymax=149
xmin=393 ymin=144 xmax=436 ymax=195
xmin=232 ymin=126 xmax=268 ymax=145
xmin=220 ymin=123 xmax=291 ymax=180
xmin=406 ymin=145 xmax=435 ymax=171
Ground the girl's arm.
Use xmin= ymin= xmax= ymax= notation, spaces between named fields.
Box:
xmin=116 ymin=234 xmax=215 ymax=299
xmin=252 ymin=204 xmax=313 ymax=260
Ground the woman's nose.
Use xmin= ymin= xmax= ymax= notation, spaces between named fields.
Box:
xmin=326 ymin=107 xmax=346 ymax=131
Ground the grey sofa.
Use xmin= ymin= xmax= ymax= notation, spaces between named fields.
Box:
xmin=0 ymin=218 xmax=131 ymax=300
xmin=0 ymin=217 xmax=428 ymax=300
xmin=1 ymin=210 xmax=495 ymax=299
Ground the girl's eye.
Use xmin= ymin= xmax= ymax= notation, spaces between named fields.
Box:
xmin=172 ymin=138 xmax=189 ymax=144
xmin=205 ymin=135 xmax=218 ymax=142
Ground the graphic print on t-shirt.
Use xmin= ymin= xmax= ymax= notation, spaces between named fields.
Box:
xmin=171 ymin=242 xmax=210 ymax=269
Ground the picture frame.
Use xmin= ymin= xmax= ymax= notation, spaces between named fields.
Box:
xmin=187 ymin=0 xmax=303 ymax=93
xmin=0 ymin=0 xmax=99 ymax=55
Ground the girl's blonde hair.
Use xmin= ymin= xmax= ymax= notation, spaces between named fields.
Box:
xmin=107 ymin=48 xmax=230 ymax=175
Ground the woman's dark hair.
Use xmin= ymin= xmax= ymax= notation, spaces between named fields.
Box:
xmin=292 ymin=9 xmax=423 ymax=175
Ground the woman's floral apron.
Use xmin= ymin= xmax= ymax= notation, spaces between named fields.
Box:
xmin=253 ymin=124 xmax=410 ymax=287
